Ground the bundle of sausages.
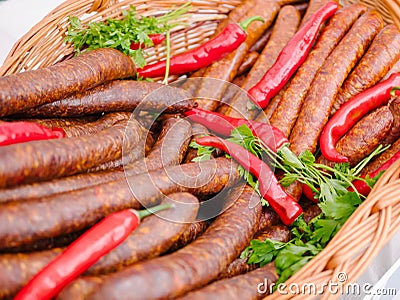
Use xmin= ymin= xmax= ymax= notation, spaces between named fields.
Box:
xmin=1 ymin=0 xmax=400 ymax=299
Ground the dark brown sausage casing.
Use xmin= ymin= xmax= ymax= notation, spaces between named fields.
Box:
xmin=236 ymin=51 xmax=259 ymax=76
xmin=177 ymin=263 xmax=277 ymax=300
xmin=269 ymin=4 xmax=368 ymax=136
xmin=289 ymin=10 xmax=383 ymax=156
xmin=64 ymin=185 xmax=262 ymax=300
xmin=0 ymin=48 xmax=136 ymax=117
xmin=0 ymin=119 xmax=145 ymax=188
xmin=0 ymin=117 xmax=191 ymax=204
xmin=0 ymin=158 xmax=239 ymax=249
xmin=333 ymin=24 xmax=400 ymax=113
xmin=361 ymin=138 xmax=400 ymax=176
xmin=225 ymin=5 xmax=301 ymax=119
xmin=195 ymin=0 xmax=280 ymax=111
xmin=61 ymin=112 xmax=131 ymax=137
xmin=384 ymin=97 xmax=400 ymax=144
xmin=318 ymin=106 xmax=393 ymax=167
xmin=0 ymin=193 xmax=199 ymax=299
xmin=18 ymin=80 xmax=194 ymax=117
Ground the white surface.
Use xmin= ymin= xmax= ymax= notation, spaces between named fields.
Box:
xmin=0 ymin=0 xmax=400 ymax=298
xmin=0 ymin=0 xmax=64 ymax=64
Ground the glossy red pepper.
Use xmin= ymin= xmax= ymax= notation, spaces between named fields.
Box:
xmin=248 ymin=1 xmax=338 ymax=109
xmin=137 ymin=16 xmax=264 ymax=78
xmin=320 ymin=73 xmax=400 ymax=163
xmin=130 ymin=33 xmax=165 ymax=50
xmin=14 ymin=204 xmax=172 ymax=300
xmin=0 ymin=121 xmax=65 ymax=146
xmin=350 ymin=150 xmax=400 ymax=196
xmin=196 ymin=136 xmax=303 ymax=225
xmin=184 ymin=108 xmax=288 ymax=152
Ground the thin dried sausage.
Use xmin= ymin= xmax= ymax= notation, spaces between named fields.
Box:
xmin=0 ymin=119 xmax=146 ymax=188
xmin=0 ymin=48 xmax=136 ymax=117
xmin=333 ymin=24 xmax=400 ymax=113
xmin=269 ymin=4 xmax=368 ymax=136
xmin=0 ymin=193 xmax=199 ymax=299
xmin=224 ymin=5 xmax=300 ymax=119
xmin=289 ymin=10 xmax=383 ymax=156
xmin=0 ymin=117 xmax=190 ymax=203
xmin=0 ymin=157 xmax=240 ymax=249
xmin=195 ymin=0 xmax=280 ymax=111
xmin=318 ymin=106 xmax=393 ymax=167
xmin=177 ymin=263 xmax=277 ymax=300
xmin=18 ymin=80 xmax=194 ymax=117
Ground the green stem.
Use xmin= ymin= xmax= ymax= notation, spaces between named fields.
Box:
xmin=138 ymin=203 xmax=173 ymax=219
xmin=239 ymin=16 xmax=265 ymax=31
xmin=162 ymin=29 xmax=171 ymax=85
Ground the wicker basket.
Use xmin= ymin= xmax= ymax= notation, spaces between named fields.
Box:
xmin=1 ymin=0 xmax=400 ymax=299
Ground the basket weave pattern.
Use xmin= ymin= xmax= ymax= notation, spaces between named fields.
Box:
xmin=1 ymin=0 xmax=400 ymax=299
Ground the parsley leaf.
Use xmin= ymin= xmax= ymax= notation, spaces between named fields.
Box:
xmin=65 ymin=3 xmax=191 ymax=67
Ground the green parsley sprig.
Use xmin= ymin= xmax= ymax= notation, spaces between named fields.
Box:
xmin=64 ymin=3 xmax=191 ymax=68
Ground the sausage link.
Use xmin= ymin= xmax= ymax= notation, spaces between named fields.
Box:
xmin=177 ymin=263 xmax=277 ymax=300
xmin=184 ymin=123 xmax=210 ymax=163
xmin=254 ymin=225 xmax=291 ymax=243
xmin=361 ymin=138 xmax=400 ymax=176
xmin=269 ymin=4 xmax=368 ymax=136
xmin=257 ymin=207 xmax=281 ymax=231
xmin=0 ymin=48 xmax=136 ymax=117
xmin=332 ymin=25 xmax=400 ymax=114
xmin=0 ymin=119 xmax=146 ymax=188
xmin=0 ymin=117 xmax=190 ymax=204
xmin=217 ymin=75 xmax=247 ymax=115
xmin=303 ymin=202 xmax=322 ymax=223
xmin=289 ymin=10 xmax=383 ymax=156
xmin=62 ymin=185 xmax=261 ymax=300
xmin=62 ymin=112 xmax=131 ymax=137
xmin=180 ymin=0 xmax=257 ymax=94
xmin=18 ymin=80 xmax=194 ymax=117
xmin=249 ymin=27 xmax=272 ymax=53
xmin=225 ymin=5 xmax=301 ymax=119
xmin=0 ymin=158 xmax=240 ymax=249
xmin=167 ymin=221 xmax=209 ymax=252
xmin=237 ymin=51 xmax=259 ymax=76
xmin=384 ymin=97 xmax=400 ymax=144
xmin=5 ymin=116 xmax=99 ymax=128
xmin=0 ymin=193 xmax=199 ymax=299
xmin=195 ymin=0 xmax=280 ymax=111
xmin=127 ymin=117 xmax=192 ymax=175
xmin=318 ymin=106 xmax=393 ymax=167
xmin=299 ymin=0 xmax=333 ymax=27
xmin=284 ymin=9 xmax=382 ymax=200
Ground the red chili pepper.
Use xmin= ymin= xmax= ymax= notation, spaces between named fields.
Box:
xmin=302 ymin=184 xmax=319 ymax=203
xmin=14 ymin=204 xmax=172 ymax=300
xmin=184 ymin=108 xmax=288 ymax=152
xmin=130 ymin=33 xmax=166 ymax=50
xmin=137 ymin=16 xmax=264 ymax=78
xmin=247 ymin=1 xmax=338 ymax=109
xmin=196 ymin=136 xmax=302 ymax=225
xmin=320 ymin=73 xmax=400 ymax=163
xmin=350 ymin=150 xmax=400 ymax=196
xmin=0 ymin=121 xmax=65 ymax=146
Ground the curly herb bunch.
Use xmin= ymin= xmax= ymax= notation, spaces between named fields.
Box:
xmin=64 ymin=3 xmax=191 ymax=68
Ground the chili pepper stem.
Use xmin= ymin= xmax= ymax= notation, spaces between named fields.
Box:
xmin=162 ymin=29 xmax=171 ymax=85
xmin=239 ymin=16 xmax=265 ymax=31
xmin=136 ymin=203 xmax=174 ymax=219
